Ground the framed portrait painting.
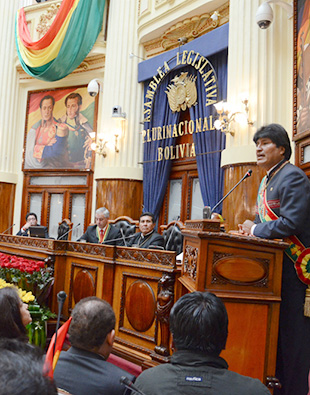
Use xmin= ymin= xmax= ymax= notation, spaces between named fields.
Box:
xmin=23 ymin=85 xmax=98 ymax=171
xmin=296 ymin=0 xmax=310 ymax=135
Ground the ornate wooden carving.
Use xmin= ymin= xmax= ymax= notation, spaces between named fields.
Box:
xmin=184 ymin=219 xmax=221 ymax=232
xmin=116 ymin=247 xmax=176 ymax=267
xmin=154 ymin=273 xmax=175 ymax=356
xmin=183 ymin=244 xmax=198 ymax=280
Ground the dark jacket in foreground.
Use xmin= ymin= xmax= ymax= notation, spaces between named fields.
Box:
xmin=135 ymin=350 xmax=270 ymax=395
xmin=54 ymin=346 xmax=135 ymax=395
xmin=127 ymin=230 xmax=164 ymax=249
xmin=78 ymin=224 xmax=123 ymax=246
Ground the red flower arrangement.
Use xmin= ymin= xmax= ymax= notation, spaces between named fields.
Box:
xmin=0 ymin=253 xmax=54 ymax=306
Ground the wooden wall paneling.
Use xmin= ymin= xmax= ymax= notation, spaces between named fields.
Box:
xmin=113 ymin=266 xmax=161 ymax=352
xmin=222 ymin=164 xmax=265 ymax=231
xmin=21 ymin=171 xmax=93 ymax=234
xmin=0 ymin=182 xmax=15 ymax=234
xmin=112 ymin=247 xmax=176 ymax=365
xmin=96 ymin=179 xmax=143 ymax=220
xmin=69 ymin=262 xmax=98 ymax=311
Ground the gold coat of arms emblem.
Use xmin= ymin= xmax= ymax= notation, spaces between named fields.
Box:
xmin=165 ymin=72 xmax=197 ymax=113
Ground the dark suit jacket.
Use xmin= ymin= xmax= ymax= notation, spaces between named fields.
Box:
xmin=54 ymin=347 xmax=135 ymax=395
xmin=253 ymin=162 xmax=310 ymax=245
xmin=127 ymin=230 xmax=164 ymax=249
xmin=16 ymin=225 xmax=49 ymax=238
xmin=78 ymin=224 xmax=123 ymax=246
xmin=253 ymin=162 xmax=310 ymax=395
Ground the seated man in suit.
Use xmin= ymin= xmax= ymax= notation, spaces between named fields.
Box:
xmin=135 ymin=292 xmax=270 ymax=395
xmin=53 ymin=297 xmax=135 ymax=395
xmin=16 ymin=212 xmax=49 ymax=238
xmin=78 ymin=207 xmax=123 ymax=245
xmin=127 ymin=212 xmax=164 ymax=249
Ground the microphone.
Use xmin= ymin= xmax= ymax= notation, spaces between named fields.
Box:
xmin=120 ymin=376 xmax=146 ymax=395
xmin=58 ymin=223 xmax=80 ymax=240
xmin=120 ymin=228 xmax=127 ymax=247
xmin=210 ymin=169 xmax=252 ymax=215
xmin=53 ymin=291 xmax=67 ymax=359
xmin=165 ymin=216 xmax=180 ymax=251
xmin=1 ymin=223 xmax=15 ymax=234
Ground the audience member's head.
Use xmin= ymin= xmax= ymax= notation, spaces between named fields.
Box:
xmin=95 ymin=207 xmax=110 ymax=229
xmin=253 ymin=123 xmax=291 ymax=161
xmin=0 ymin=338 xmax=57 ymax=395
xmin=170 ymin=291 xmax=228 ymax=356
xmin=69 ymin=297 xmax=116 ymax=358
xmin=139 ymin=212 xmax=156 ymax=236
xmin=25 ymin=212 xmax=38 ymax=226
xmin=0 ymin=287 xmax=32 ymax=342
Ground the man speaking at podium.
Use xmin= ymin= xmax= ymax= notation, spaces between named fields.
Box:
xmin=239 ymin=124 xmax=310 ymax=395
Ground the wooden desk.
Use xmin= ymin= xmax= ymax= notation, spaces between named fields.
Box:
xmin=0 ymin=235 xmax=177 ymax=367
xmin=178 ymin=220 xmax=288 ymax=389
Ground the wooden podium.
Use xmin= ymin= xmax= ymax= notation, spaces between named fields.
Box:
xmin=178 ymin=219 xmax=288 ymax=390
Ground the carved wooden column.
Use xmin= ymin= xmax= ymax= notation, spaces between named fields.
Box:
xmin=154 ymin=273 xmax=175 ymax=357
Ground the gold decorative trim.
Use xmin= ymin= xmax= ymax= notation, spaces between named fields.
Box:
xmin=36 ymin=2 xmax=61 ymax=38
xmin=143 ymin=2 xmax=229 ymax=58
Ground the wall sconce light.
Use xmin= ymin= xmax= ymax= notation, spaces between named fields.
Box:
xmin=90 ymin=106 xmax=126 ymax=157
xmin=214 ymin=98 xmax=254 ymax=136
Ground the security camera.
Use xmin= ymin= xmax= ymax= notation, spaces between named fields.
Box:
xmin=256 ymin=2 xmax=273 ymax=29
xmin=87 ymin=79 xmax=99 ymax=97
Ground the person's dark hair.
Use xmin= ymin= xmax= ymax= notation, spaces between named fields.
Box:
xmin=69 ymin=297 xmax=115 ymax=350
xmin=0 ymin=338 xmax=57 ymax=395
xmin=253 ymin=123 xmax=292 ymax=160
xmin=26 ymin=212 xmax=37 ymax=221
xmin=65 ymin=92 xmax=82 ymax=107
xmin=0 ymin=287 xmax=28 ymax=341
xmin=140 ymin=212 xmax=155 ymax=223
xmin=39 ymin=95 xmax=55 ymax=108
xmin=170 ymin=292 xmax=228 ymax=356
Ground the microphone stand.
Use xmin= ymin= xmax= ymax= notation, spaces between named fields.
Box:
xmin=1 ymin=223 xmax=15 ymax=234
xmin=211 ymin=170 xmax=252 ymax=215
xmin=165 ymin=216 xmax=180 ymax=251
xmin=120 ymin=228 xmax=127 ymax=247
xmin=58 ymin=223 xmax=80 ymax=240
xmin=53 ymin=291 xmax=67 ymax=359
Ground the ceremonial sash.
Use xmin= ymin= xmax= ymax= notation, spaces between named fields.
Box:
xmin=257 ymin=171 xmax=310 ymax=316
xmin=96 ymin=225 xmax=110 ymax=243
